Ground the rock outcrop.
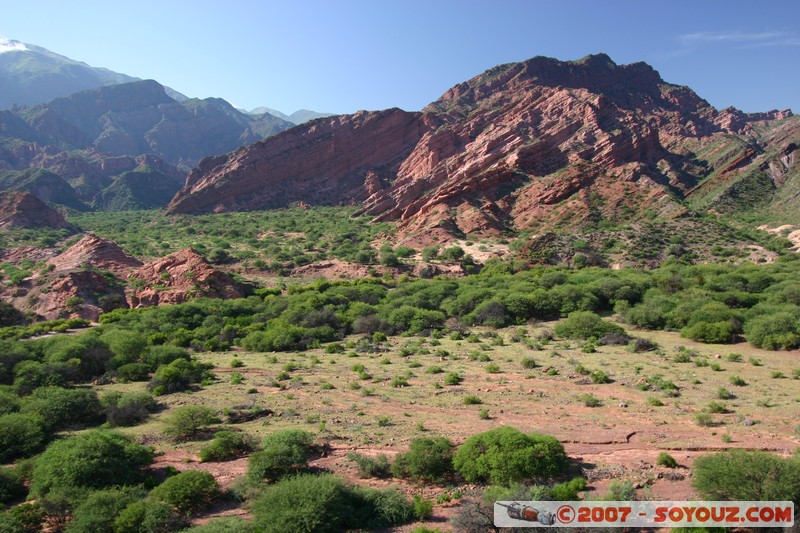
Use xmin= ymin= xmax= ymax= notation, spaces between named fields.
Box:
xmin=46 ymin=234 xmax=143 ymax=275
xmin=0 ymin=191 xmax=73 ymax=229
xmin=127 ymin=248 xmax=247 ymax=307
xmin=166 ymin=54 xmax=797 ymax=244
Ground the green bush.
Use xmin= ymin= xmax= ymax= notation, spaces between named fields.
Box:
xmin=29 ymin=431 xmax=152 ymax=498
xmin=347 ymin=453 xmax=391 ymax=479
xmin=444 ymin=372 xmax=462 ymax=385
xmin=114 ymin=499 xmax=187 ymax=533
xmin=0 ymin=413 xmax=46 ymax=462
xmin=692 ymin=450 xmax=800 ymax=501
xmin=116 ymin=363 xmax=151 ymax=382
xmin=101 ymin=391 xmax=157 ymax=427
xmin=745 ymin=312 xmax=800 ymax=350
xmin=453 ymin=427 xmax=567 ymax=484
xmin=164 ymin=405 xmax=220 ymax=440
xmin=248 ymin=430 xmax=314 ymax=482
xmin=64 ymin=485 xmax=146 ymax=533
xmin=681 ymin=321 xmax=736 ymax=344
xmin=149 ymin=470 xmax=219 ymax=514
xmin=200 ymin=430 xmax=254 ymax=462
xmin=148 ymin=358 xmax=211 ymax=395
xmin=0 ymin=502 xmax=45 ymax=533
xmin=20 ymin=386 xmax=102 ymax=430
xmin=0 ymin=468 xmax=25 ymax=504
xmin=656 ymin=452 xmax=678 ymax=468
xmin=251 ymin=474 xmax=412 ymax=533
xmin=141 ymin=345 xmax=190 ymax=370
xmin=550 ymin=477 xmax=587 ymax=500
xmin=0 ymin=389 xmax=20 ymax=415
xmin=554 ymin=312 xmax=625 ymax=340
xmin=391 ymin=437 xmax=454 ymax=482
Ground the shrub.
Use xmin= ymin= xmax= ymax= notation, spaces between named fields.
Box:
xmin=412 ymin=494 xmax=434 ymax=520
xmin=463 ymin=395 xmax=482 ymax=405
xmin=148 ymin=358 xmax=211 ymax=395
xmin=116 ymin=363 xmax=151 ymax=382
xmin=716 ymin=387 xmax=735 ymax=400
xmin=164 ymin=405 xmax=220 ymax=440
xmin=551 ymin=477 xmax=587 ymax=500
xmin=20 ymin=386 xmax=102 ymax=430
xmin=65 ymin=485 xmax=146 ymax=533
xmin=681 ymin=321 xmax=736 ymax=344
xmin=114 ymin=500 xmax=187 ymax=533
xmin=452 ymin=427 xmax=567 ymax=484
xmin=745 ymin=312 xmax=800 ymax=350
xmin=444 ymin=372 xmax=462 ymax=385
xmin=101 ymin=391 xmax=157 ymax=427
xmin=0 ymin=413 xmax=46 ymax=462
xmin=200 ymin=430 xmax=254 ymax=462
xmin=706 ymin=401 xmax=730 ymax=414
xmin=577 ymin=393 xmax=601 ymax=407
xmin=692 ymin=450 xmax=800 ymax=501
xmin=141 ymin=345 xmax=190 ymax=370
xmin=0 ymin=468 xmax=25 ymax=504
xmin=554 ymin=312 xmax=625 ymax=340
xmin=248 ymin=429 xmax=314 ymax=482
xmin=391 ymin=437 xmax=454 ymax=483
xmin=251 ymin=474 xmax=412 ymax=533
xmin=149 ymin=470 xmax=219 ymax=514
xmin=29 ymin=431 xmax=152 ymax=498
xmin=729 ymin=375 xmax=747 ymax=386
xmin=520 ymin=357 xmax=537 ymax=369
xmin=656 ymin=452 xmax=678 ymax=468
xmin=347 ymin=453 xmax=391 ymax=479
xmin=590 ymin=370 xmax=611 ymax=384
xmin=627 ymin=337 xmax=659 ymax=352
xmin=0 ymin=503 xmax=45 ymax=533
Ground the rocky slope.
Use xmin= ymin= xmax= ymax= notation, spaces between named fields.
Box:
xmin=167 ymin=54 xmax=797 ymax=244
xmin=127 ymin=249 xmax=247 ymax=307
xmin=0 ymin=190 xmax=73 ymax=229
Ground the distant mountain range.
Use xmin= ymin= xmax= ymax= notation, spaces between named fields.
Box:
xmin=0 ymin=37 xmax=187 ymax=108
xmin=0 ymin=79 xmax=296 ymax=210
xmin=245 ymin=107 xmax=335 ymax=125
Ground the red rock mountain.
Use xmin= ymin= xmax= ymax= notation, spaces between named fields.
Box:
xmin=0 ymin=191 xmax=73 ymax=229
xmin=47 ymin=234 xmax=143 ymax=275
xmin=127 ymin=248 xmax=247 ymax=307
xmin=167 ymin=54 xmax=793 ymax=243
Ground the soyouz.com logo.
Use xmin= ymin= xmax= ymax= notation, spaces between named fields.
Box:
xmin=494 ymin=501 xmax=794 ymax=528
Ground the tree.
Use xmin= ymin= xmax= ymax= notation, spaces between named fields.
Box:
xmin=199 ymin=430 xmax=254 ymax=462
xmin=20 ymin=386 xmax=102 ymax=430
xmin=251 ymin=474 xmax=412 ymax=533
xmin=692 ymin=450 xmax=800 ymax=502
xmin=29 ymin=431 xmax=153 ymax=498
xmin=0 ymin=413 xmax=46 ymax=462
xmin=101 ymin=391 xmax=157 ymax=427
xmin=65 ymin=486 xmax=147 ymax=533
xmin=453 ymin=427 xmax=567 ymax=485
xmin=554 ymin=311 xmax=625 ymax=340
xmin=149 ymin=470 xmax=219 ymax=514
xmin=391 ymin=437 xmax=454 ymax=482
xmin=114 ymin=500 xmax=187 ymax=533
xmin=248 ymin=429 xmax=314 ymax=482
xmin=164 ymin=405 xmax=219 ymax=440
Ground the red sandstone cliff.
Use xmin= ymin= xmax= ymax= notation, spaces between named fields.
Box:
xmin=163 ymin=54 xmax=794 ymax=243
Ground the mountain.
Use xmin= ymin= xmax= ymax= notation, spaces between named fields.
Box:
xmin=0 ymin=190 xmax=73 ymax=230
xmin=167 ymin=54 xmax=797 ymax=244
xmin=0 ymin=37 xmax=187 ymax=109
xmin=0 ymin=80 xmax=295 ymax=210
xmin=247 ymin=106 xmax=335 ymax=125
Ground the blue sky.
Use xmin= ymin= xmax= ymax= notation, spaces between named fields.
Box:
xmin=2 ymin=0 xmax=799 ymax=114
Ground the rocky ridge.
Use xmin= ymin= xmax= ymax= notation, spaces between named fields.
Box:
xmin=166 ymin=54 xmax=797 ymax=244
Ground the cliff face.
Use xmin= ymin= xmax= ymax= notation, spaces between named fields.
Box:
xmin=166 ymin=54 xmax=793 ymax=243
xmin=167 ymin=108 xmax=425 ymax=213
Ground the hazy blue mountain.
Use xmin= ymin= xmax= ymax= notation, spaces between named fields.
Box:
xmin=0 ymin=37 xmax=187 ymax=109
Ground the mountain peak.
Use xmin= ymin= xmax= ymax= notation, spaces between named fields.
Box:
xmin=0 ymin=36 xmax=28 ymax=54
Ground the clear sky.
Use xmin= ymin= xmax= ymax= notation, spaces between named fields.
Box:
xmin=2 ymin=0 xmax=798 ymax=115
